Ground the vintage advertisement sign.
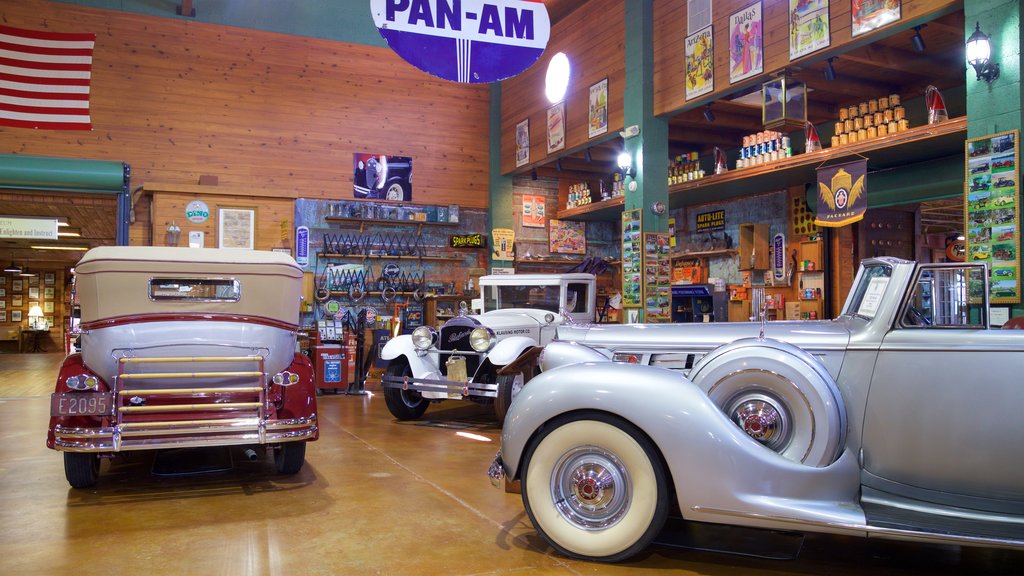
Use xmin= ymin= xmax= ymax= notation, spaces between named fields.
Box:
xmin=965 ymin=129 xmax=1019 ymax=304
xmin=492 ymin=228 xmax=515 ymax=260
xmin=789 ymin=0 xmax=830 ymax=60
xmin=370 ymin=0 xmax=550 ymax=84
xmin=695 ymin=209 xmax=725 ymax=232
xmin=295 ymin=226 xmax=310 ymax=267
xmin=685 ymin=26 xmax=713 ymax=100
xmin=729 ymin=2 xmax=763 ymax=84
xmin=449 ymin=233 xmax=486 ymax=248
xmin=185 ymin=199 xmax=210 ymax=223
xmin=815 ymin=159 xmax=867 ymax=227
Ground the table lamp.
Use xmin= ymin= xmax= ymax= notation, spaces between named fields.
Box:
xmin=28 ymin=305 xmax=44 ymax=329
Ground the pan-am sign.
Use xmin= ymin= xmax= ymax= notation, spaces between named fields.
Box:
xmin=371 ymin=0 xmax=550 ymax=83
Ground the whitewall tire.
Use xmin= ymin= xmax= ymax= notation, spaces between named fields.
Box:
xmin=521 ymin=412 xmax=669 ymax=562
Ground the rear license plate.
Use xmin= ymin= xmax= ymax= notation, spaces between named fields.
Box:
xmin=50 ymin=392 xmax=114 ymax=417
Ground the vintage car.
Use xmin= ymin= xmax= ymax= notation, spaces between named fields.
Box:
xmin=47 ymin=247 xmax=318 ymax=488
xmin=380 ymin=273 xmax=595 ymax=421
xmin=489 ymin=258 xmax=1024 ymax=561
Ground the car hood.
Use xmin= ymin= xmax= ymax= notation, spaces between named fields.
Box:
xmin=471 ymin=309 xmax=557 ymax=335
xmin=557 ymin=320 xmax=852 ymax=379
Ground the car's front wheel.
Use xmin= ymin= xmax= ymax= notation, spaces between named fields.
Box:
xmin=384 ymin=181 xmax=407 ymax=201
xmin=494 ymin=368 xmax=532 ymax=422
xmin=382 ymin=360 xmax=429 ymax=420
xmin=520 ymin=412 xmax=669 ymax=562
xmin=64 ymin=452 xmax=100 ymax=488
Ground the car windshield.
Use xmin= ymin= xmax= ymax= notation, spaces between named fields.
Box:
xmin=844 ymin=263 xmax=892 ymax=318
xmin=490 ymin=284 xmax=561 ymax=312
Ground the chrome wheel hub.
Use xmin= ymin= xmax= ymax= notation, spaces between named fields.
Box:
xmin=551 ymin=446 xmax=631 ymax=530
xmin=726 ymin=392 xmax=791 ymax=452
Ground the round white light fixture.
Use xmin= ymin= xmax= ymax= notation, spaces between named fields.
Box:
xmin=545 ymin=52 xmax=570 ymax=103
xmin=617 ymin=152 xmax=632 ymax=171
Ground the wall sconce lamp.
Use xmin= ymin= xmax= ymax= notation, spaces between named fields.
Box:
xmin=823 ymin=57 xmax=837 ymax=81
xmin=165 ymin=220 xmax=181 ymax=246
xmin=966 ymin=22 xmax=999 ymax=83
xmin=911 ymin=25 xmax=926 ymax=52
xmin=703 ymin=103 xmax=715 ymax=123
xmin=617 ymin=151 xmax=636 ymax=179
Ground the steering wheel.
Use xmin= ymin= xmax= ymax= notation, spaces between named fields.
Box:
xmin=906 ymin=305 xmax=932 ymax=326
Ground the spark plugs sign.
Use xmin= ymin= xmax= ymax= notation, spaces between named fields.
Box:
xmin=370 ymin=0 xmax=550 ymax=83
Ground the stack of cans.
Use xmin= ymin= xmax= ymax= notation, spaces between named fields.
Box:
xmin=736 ymin=130 xmax=792 ymax=169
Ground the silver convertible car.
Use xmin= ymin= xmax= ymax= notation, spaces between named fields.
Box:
xmin=489 ymin=257 xmax=1024 ymax=562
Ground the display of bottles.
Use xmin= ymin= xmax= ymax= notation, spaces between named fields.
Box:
xmin=736 ymin=130 xmax=791 ymax=169
xmin=566 ymin=181 xmax=593 ymax=209
xmin=610 ymin=173 xmax=625 ymax=197
xmin=830 ymin=93 xmax=908 ymax=148
xmin=668 ymin=152 xmax=704 ymax=185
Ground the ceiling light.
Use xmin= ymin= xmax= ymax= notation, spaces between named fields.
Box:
xmin=823 ymin=57 xmax=836 ymax=81
xmin=911 ymin=25 xmax=926 ymax=52
xmin=30 ymin=245 xmax=90 ymax=251
xmin=544 ymin=52 xmax=570 ymax=103
xmin=3 ymin=261 xmax=21 ymax=273
xmin=18 ymin=267 xmax=36 ymax=277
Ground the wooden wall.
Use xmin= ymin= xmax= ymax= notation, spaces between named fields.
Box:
xmin=500 ymin=0 xmax=626 ymax=175
xmin=652 ymin=0 xmax=960 ymax=116
xmin=0 ymin=0 xmax=491 ymax=209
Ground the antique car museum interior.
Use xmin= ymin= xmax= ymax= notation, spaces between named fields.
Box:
xmin=1 ymin=0 xmax=1023 ymax=574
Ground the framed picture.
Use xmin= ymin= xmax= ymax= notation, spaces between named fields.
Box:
xmin=588 ymin=78 xmax=608 ymax=138
xmin=12 ymin=295 xmax=22 ymax=307
xmin=547 ymin=102 xmax=565 ymax=153
xmin=44 ymin=301 xmax=54 ymax=314
xmin=729 ymin=2 xmax=763 ymax=84
xmin=0 ymin=276 xmax=5 ymax=285
xmin=0 ymin=288 xmax=4 ymax=297
xmin=12 ymin=279 xmax=22 ymax=292
xmin=44 ymin=272 xmax=55 ymax=285
xmin=852 ymin=0 xmax=900 ymax=37
xmin=965 ymin=129 xmax=1019 ymax=304
xmin=515 ymin=118 xmax=530 ymax=168
xmin=685 ymin=26 xmax=714 ymax=100
xmin=0 ymin=311 xmax=5 ymax=322
xmin=0 ymin=300 xmax=5 ymax=309
xmin=218 ymin=207 xmax=255 ymax=249
xmin=43 ymin=287 xmax=54 ymax=299
xmin=46 ymin=315 xmax=54 ymax=327
xmin=28 ymin=275 xmax=38 ymax=286
xmin=549 ymin=219 xmax=586 ymax=254
xmin=28 ymin=287 xmax=39 ymax=299
xmin=789 ymin=0 xmax=830 ymax=60
xmin=522 ymin=194 xmax=546 ymax=228
xmin=621 ymin=209 xmax=643 ymax=307
xmin=11 ymin=310 xmax=21 ymax=322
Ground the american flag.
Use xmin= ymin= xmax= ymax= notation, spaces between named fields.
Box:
xmin=0 ymin=26 xmax=95 ymax=130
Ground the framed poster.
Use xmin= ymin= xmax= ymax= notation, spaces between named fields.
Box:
xmin=588 ymin=78 xmax=608 ymax=138
xmin=28 ymin=287 xmax=38 ymax=299
xmin=0 ymin=288 xmax=4 ymax=297
xmin=0 ymin=311 xmax=5 ymax=322
xmin=44 ymin=272 xmax=55 ymax=285
xmin=11 ymin=310 xmax=21 ymax=322
xmin=218 ymin=207 xmax=255 ymax=249
xmin=515 ymin=118 xmax=530 ymax=168
xmin=44 ymin=301 xmax=54 ymax=313
xmin=852 ymin=0 xmax=900 ymax=37
xmin=965 ymin=129 xmax=1019 ymax=304
xmin=643 ymin=233 xmax=672 ymax=323
xmin=12 ymin=295 xmax=22 ymax=307
xmin=549 ymin=219 xmax=586 ymax=254
xmin=44 ymin=287 xmax=54 ymax=299
xmin=685 ymin=26 xmax=714 ymax=100
xmin=521 ymin=195 xmax=546 ymax=228
xmin=352 ymin=153 xmax=413 ymax=200
xmin=28 ymin=275 xmax=38 ymax=286
xmin=46 ymin=315 xmax=54 ymax=327
xmin=789 ymin=0 xmax=830 ymax=60
xmin=547 ymin=102 xmax=565 ymax=153
xmin=0 ymin=300 xmax=5 ymax=309
xmin=621 ymin=209 xmax=643 ymax=308
xmin=729 ymin=2 xmax=763 ymax=84
xmin=12 ymin=279 xmax=22 ymax=292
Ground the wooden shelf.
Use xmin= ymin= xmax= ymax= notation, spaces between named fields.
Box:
xmin=554 ymin=117 xmax=967 ymax=220
xmin=670 ymin=249 xmax=738 ymax=259
xmin=324 ymin=216 xmax=457 ymax=227
xmin=319 ymin=253 xmax=464 ymax=262
xmin=514 ymin=258 xmax=586 ymax=265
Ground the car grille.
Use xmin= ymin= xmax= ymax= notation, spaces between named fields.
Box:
xmin=439 ymin=325 xmax=481 ymax=377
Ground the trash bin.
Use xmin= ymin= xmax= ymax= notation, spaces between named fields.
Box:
xmin=314 ymin=344 xmax=345 ymax=391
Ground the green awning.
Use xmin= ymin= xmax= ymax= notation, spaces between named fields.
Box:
xmin=0 ymin=154 xmax=127 ymax=193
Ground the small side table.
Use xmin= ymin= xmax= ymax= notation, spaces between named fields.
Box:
xmin=22 ymin=328 xmax=50 ymax=353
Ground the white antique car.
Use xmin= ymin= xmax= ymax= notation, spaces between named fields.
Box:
xmin=490 ymin=258 xmax=1024 ymax=561
xmin=47 ymin=247 xmax=319 ymax=488
xmin=380 ymin=273 xmax=595 ymax=421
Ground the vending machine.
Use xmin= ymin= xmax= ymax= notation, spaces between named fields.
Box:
xmin=671 ymin=284 xmax=728 ymax=323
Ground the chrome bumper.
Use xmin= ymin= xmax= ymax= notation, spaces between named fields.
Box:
xmin=488 ymin=450 xmax=505 ymax=487
xmin=381 ymin=374 xmax=498 ymax=398
xmin=52 ymin=415 xmax=318 ymax=453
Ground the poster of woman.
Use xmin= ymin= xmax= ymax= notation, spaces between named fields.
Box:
xmin=730 ymin=2 xmax=763 ymax=84
xmin=685 ymin=26 xmax=713 ymax=100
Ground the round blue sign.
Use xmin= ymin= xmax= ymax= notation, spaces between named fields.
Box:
xmin=371 ymin=0 xmax=550 ymax=84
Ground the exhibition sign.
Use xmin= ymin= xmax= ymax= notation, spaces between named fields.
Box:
xmin=370 ymin=0 xmax=550 ymax=83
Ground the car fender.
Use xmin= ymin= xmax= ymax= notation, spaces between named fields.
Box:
xmin=501 ymin=362 xmax=863 ymax=531
xmin=379 ymin=335 xmax=442 ymax=379
xmin=539 ymin=340 xmax=610 ymax=371
xmin=486 ymin=336 xmax=537 ymax=367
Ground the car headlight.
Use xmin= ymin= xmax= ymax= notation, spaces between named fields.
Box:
xmin=412 ymin=326 xmax=437 ymax=350
xmin=469 ymin=327 xmax=496 ymax=352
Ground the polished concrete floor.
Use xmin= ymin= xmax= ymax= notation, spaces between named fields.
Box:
xmin=2 ymin=352 xmax=1022 ymax=575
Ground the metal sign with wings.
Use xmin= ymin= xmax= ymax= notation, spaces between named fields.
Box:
xmin=815 ymin=159 xmax=867 ymax=227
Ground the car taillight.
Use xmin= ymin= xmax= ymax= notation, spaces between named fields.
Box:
xmin=612 ymin=353 xmax=641 ymax=364
xmin=66 ymin=374 xmax=99 ymax=391
xmin=272 ymin=371 xmax=300 ymax=386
